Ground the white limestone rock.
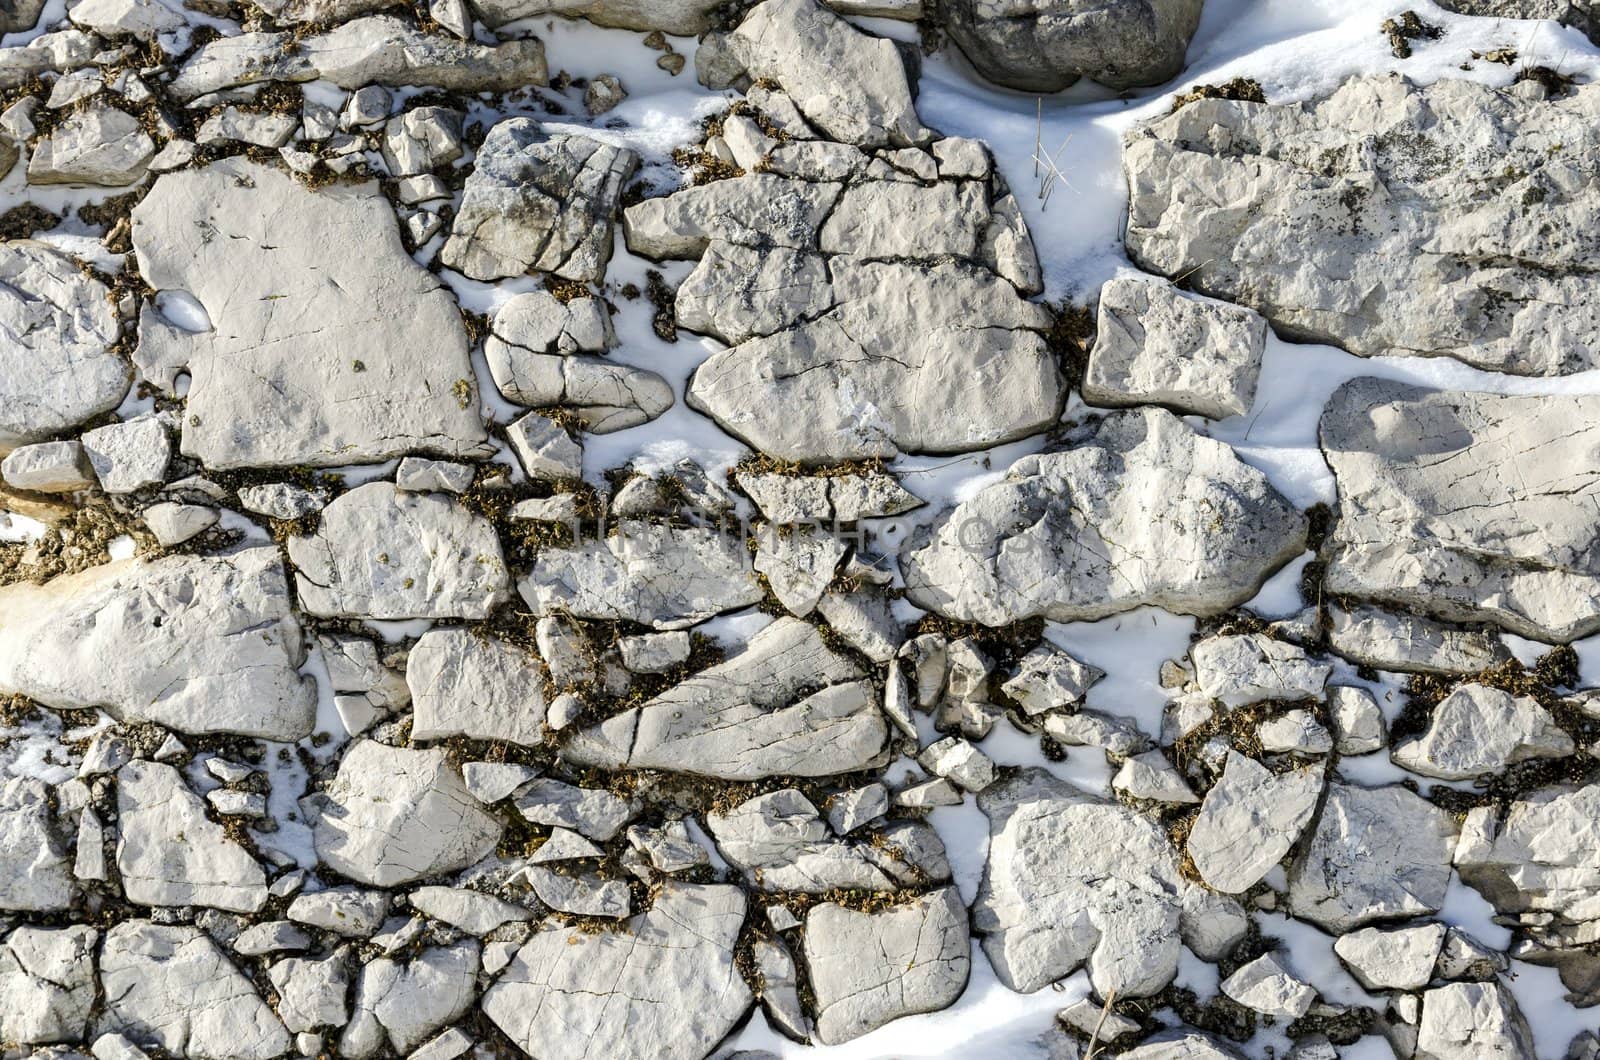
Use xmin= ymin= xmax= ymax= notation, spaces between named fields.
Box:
xmin=974 ymin=769 xmax=1205 ymax=998
xmin=68 ymin=0 xmax=184 ymax=37
xmin=116 ymin=761 xmax=268 ymax=913
xmin=406 ymin=628 xmax=546 ymax=745
xmin=753 ymin=525 xmax=847 ymax=616
xmin=287 ymin=888 xmax=390 ymax=937
xmin=481 ymin=882 xmax=752 ymax=1060
xmin=1320 ymin=380 xmax=1600 ymax=641
xmin=1327 ymin=603 xmax=1511 ymax=675
xmin=381 ymin=105 xmax=461 ymax=176
xmin=0 ymin=925 xmax=97 ymax=1045
xmin=505 ymin=412 xmax=584 ymax=480
xmin=195 ymin=107 xmax=297 ymax=148
xmin=267 ymin=952 xmax=350 ymax=1033
xmin=567 ymin=617 xmax=883 ymax=779
xmin=287 ymin=482 xmax=509 ymax=620
xmin=27 ymin=103 xmax=153 ymax=185
xmin=1393 ymin=683 xmax=1574 ymax=781
xmin=1253 ymin=710 xmax=1329 ymax=757
xmin=1113 ymin=750 xmax=1199 ymax=805
xmin=513 ymin=778 xmax=638 ymax=841
xmin=1454 ymin=782 xmax=1600 ymax=925
xmin=1187 ymin=753 xmax=1322 ymax=894
xmin=0 ymin=548 xmax=316 ymax=739
xmin=168 ymin=16 xmax=546 ymax=101
xmin=1220 ymin=953 xmax=1316 ymax=1020
xmin=725 ymin=0 xmax=930 ymax=148
xmin=341 ymin=942 xmax=479 ymax=1056
xmin=919 ymin=736 xmax=995 ymax=792
xmin=1083 ymin=277 xmax=1267 ymax=420
xmin=440 ymin=117 xmax=637 ymax=282
xmin=903 ymin=409 xmax=1305 ymax=625
xmin=0 ymin=241 xmax=127 ymax=453
xmin=131 ymin=158 xmax=488 ymax=469
xmin=99 ymin=921 xmax=289 ymax=1060
xmin=815 ymin=586 xmax=901 ymax=663
xmin=485 ymin=290 xmax=671 ymax=433
xmin=1287 ymin=782 xmax=1459 ymax=933
xmin=1 ymin=440 xmax=94 ymax=492
xmin=1001 ymin=642 xmax=1104 ymax=715
xmin=409 ymin=886 xmax=533 ymax=934
xmin=1126 ymin=76 xmax=1600 ymax=376
xmin=1416 ymin=982 xmax=1535 ymax=1060
xmin=683 ymin=258 xmax=1063 ymax=462
xmin=1191 ymin=633 xmax=1331 ymax=708
xmin=143 ymin=501 xmax=217 ymax=546
xmin=1327 ymin=685 xmax=1386 ymax=756
xmin=525 ymin=867 xmax=631 ymax=918
xmin=470 ymin=0 xmax=718 ymax=31
xmin=81 ymin=418 xmax=170 ymax=493
xmin=518 ymin=522 xmax=761 ymax=629
xmin=617 ymin=631 xmax=690 ymax=673
xmin=309 ymin=741 xmax=502 ymax=887
xmin=707 ymin=788 xmax=932 ymax=893
xmin=1334 ymin=923 xmax=1447 ymax=992
xmin=804 ymin=887 xmax=970 ymax=1044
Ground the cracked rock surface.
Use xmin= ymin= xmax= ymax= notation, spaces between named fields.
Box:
xmin=132 ymin=158 xmax=488 ymax=469
xmin=1126 ymin=75 xmax=1600 ymax=375
xmin=901 ymin=408 xmax=1305 ymax=625
xmin=6 ymin=0 xmax=1600 ymax=1055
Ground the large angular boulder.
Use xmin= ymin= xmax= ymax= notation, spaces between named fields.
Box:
xmin=309 ymin=741 xmax=502 ymax=887
xmin=287 ymin=483 xmax=509 ymax=620
xmin=1126 ymin=76 xmax=1600 ymax=375
xmin=1287 ymin=783 xmax=1458 ymax=933
xmin=1187 ymin=753 xmax=1323 ymax=895
xmin=1320 ymin=379 xmax=1600 ymax=641
xmin=1416 ymin=982 xmax=1536 ymax=1060
xmin=116 ymin=761 xmax=268 ymax=913
xmin=682 ymin=258 xmax=1062 ymax=462
xmin=168 ymin=15 xmax=546 ymax=101
xmin=131 ymin=157 xmax=487 ymax=468
xmin=99 ymin=922 xmax=289 ymax=1060
xmin=723 ymin=0 xmax=929 ymax=148
xmin=440 ymin=118 xmax=637 ymax=283
xmin=1455 ymin=782 xmax=1600 ymax=924
xmin=0 ymin=241 xmax=127 ymax=453
xmin=564 ymin=617 xmax=884 ymax=779
xmin=625 ymin=42 xmax=1057 ymax=463
xmin=0 ymin=548 xmax=316 ymax=740
xmin=902 ymin=408 xmax=1304 ymax=625
xmin=804 ymin=887 xmax=970 ymax=1044
xmin=947 ymin=0 xmax=1202 ymax=92
xmin=1392 ymin=683 xmax=1574 ymax=781
xmin=975 ymin=769 xmax=1208 ymax=997
xmin=482 ymin=882 xmax=752 ymax=1060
